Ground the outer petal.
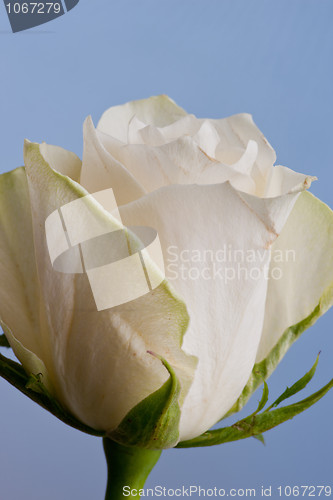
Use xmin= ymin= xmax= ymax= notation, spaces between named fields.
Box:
xmin=0 ymin=167 xmax=55 ymax=393
xmin=228 ymin=192 xmax=333 ymax=415
xmin=23 ymin=141 xmax=197 ymax=433
xmin=97 ymin=95 xmax=188 ymax=142
xmin=119 ymin=181 xmax=306 ymax=440
xmin=0 ymin=168 xmax=44 ymax=358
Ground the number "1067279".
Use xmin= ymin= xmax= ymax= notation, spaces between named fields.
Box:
xmin=6 ymin=3 xmax=62 ymax=14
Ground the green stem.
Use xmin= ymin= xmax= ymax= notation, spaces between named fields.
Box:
xmin=103 ymin=438 xmax=161 ymax=500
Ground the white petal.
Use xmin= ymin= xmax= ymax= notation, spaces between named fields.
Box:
xmin=81 ymin=116 xmax=146 ymax=205
xmin=227 ymin=140 xmax=258 ymax=194
xmin=236 ymin=188 xmax=306 ymax=237
xmin=158 ymin=114 xmax=201 ymax=143
xmin=231 ymin=140 xmax=258 ymax=176
xmin=126 ymin=116 xmax=166 ymax=147
xmin=127 ymin=115 xmax=147 ymax=144
xmin=97 ymin=128 xmax=180 ymax=192
xmin=159 ymin=137 xmax=215 ymax=184
xmin=256 ymin=191 xmax=333 ymax=362
xmin=158 ymin=136 xmax=256 ymax=194
xmin=192 ymin=120 xmax=221 ymax=158
xmin=97 ymin=95 xmax=188 ymax=142
xmin=214 ymin=113 xmax=276 ymax=195
xmin=98 ymin=127 xmax=256 ymax=193
xmin=119 ymin=180 xmax=304 ymax=440
xmin=264 ymin=164 xmax=316 ymax=198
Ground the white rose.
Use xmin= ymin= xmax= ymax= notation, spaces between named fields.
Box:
xmin=1 ymin=95 xmax=333 ymax=446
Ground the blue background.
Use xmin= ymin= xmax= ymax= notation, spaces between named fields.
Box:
xmin=1 ymin=1 xmax=333 ymax=498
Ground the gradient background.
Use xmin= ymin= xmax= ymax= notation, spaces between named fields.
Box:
xmin=1 ymin=1 xmax=333 ymax=498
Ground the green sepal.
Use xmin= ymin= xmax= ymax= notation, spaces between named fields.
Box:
xmin=265 ymin=354 xmax=319 ymax=412
xmin=0 ymin=352 xmax=104 ymax=437
xmin=251 ymin=382 xmax=269 ymax=416
xmin=110 ymin=352 xmax=181 ymax=449
xmin=177 ymin=359 xmax=333 ymax=448
xmin=0 ymin=334 xmax=10 ymax=348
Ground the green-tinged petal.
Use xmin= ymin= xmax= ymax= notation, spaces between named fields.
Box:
xmin=39 ymin=142 xmax=82 ymax=182
xmin=23 ymin=141 xmax=196 ymax=434
xmin=228 ymin=192 xmax=333 ymax=417
xmin=97 ymin=95 xmax=188 ymax=142
xmin=0 ymin=320 xmax=53 ymax=394
xmin=110 ymin=355 xmax=181 ymax=449
xmin=0 ymin=166 xmax=50 ymax=366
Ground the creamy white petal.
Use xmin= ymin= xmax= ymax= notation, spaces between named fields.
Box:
xmin=158 ymin=136 xmax=255 ymax=193
xmin=214 ymin=113 xmax=276 ymax=195
xmin=158 ymin=114 xmax=201 ymax=143
xmin=119 ymin=180 xmax=305 ymax=440
xmin=256 ymin=191 xmax=333 ymax=362
xmin=127 ymin=115 xmax=146 ymax=144
xmin=231 ymin=140 xmax=258 ymax=176
xmin=98 ymin=129 xmax=242 ymax=191
xmin=226 ymin=140 xmax=258 ymax=194
xmin=127 ymin=116 xmax=167 ymax=147
xmin=200 ymin=164 xmax=256 ymax=193
xmin=81 ymin=116 xmax=146 ymax=205
xmin=98 ymin=95 xmax=188 ymax=142
xmin=159 ymin=137 xmax=215 ymax=184
xmin=236 ymin=189 xmax=307 ymax=237
xmin=192 ymin=120 xmax=221 ymax=158
xmin=98 ymin=126 xmax=256 ymax=193
xmin=97 ymin=128 xmax=180 ymax=192
xmin=264 ymin=164 xmax=316 ymax=198
xmin=23 ymin=141 xmax=196 ymax=432
xmin=138 ymin=124 xmax=168 ymax=147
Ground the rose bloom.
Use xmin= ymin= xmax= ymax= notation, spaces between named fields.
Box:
xmin=0 ymin=95 xmax=332 ymax=446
